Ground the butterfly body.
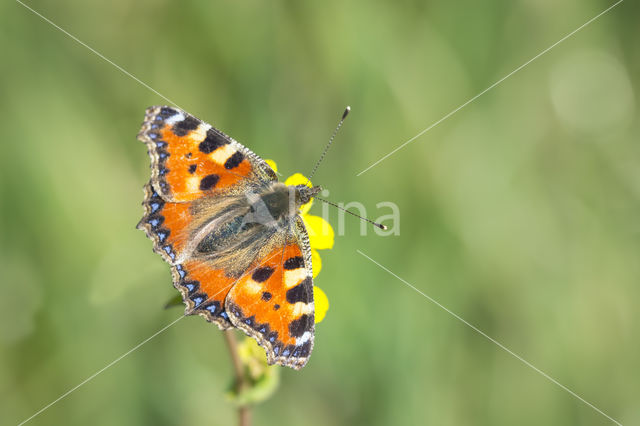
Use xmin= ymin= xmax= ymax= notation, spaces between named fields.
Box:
xmin=137 ymin=106 xmax=317 ymax=369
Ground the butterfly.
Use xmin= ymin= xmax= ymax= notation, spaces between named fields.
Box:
xmin=136 ymin=106 xmax=319 ymax=369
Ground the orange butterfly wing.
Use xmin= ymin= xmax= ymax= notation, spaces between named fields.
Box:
xmin=138 ymin=106 xmax=277 ymax=202
xmin=137 ymin=106 xmax=277 ymax=329
xmin=226 ymin=218 xmax=315 ymax=369
xmin=137 ymin=183 xmax=236 ymax=327
xmin=137 ymin=107 xmax=317 ymax=368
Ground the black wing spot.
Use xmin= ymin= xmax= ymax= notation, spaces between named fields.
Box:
xmin=262 ymin=292 xmax=272 ymax=301
xmin=296 ymin=340 xmax=312 ymax=357
xmin=172 ymin=116 xmax=200 ymax=136
xmin=286 ymin=279 xmax=312 ymax=304
xmin=288 ymin=314 xmax=312 ymax=338
xmin=199 ymin=129 xmax=228 ymax=153
xmin=244 ymin=315 xmax=256 ymax=327
xmin=200 ymin=174 xmax=220 ymax=190
xmin=228 ymin=302 xmax=243 ymax=318
xmin=267 ymin=331 xmax=279 ymax=343
xmin=274 ymin=304 xmax=280 ymax=310
xmin=252 ymin=267 xmax=275 ymax=283
xmin=159 ymin=107 xmax=176 ymax=117
xmin=190 ymin=293 xmax=207 ymax=307
xmin=224 ymin=151 xmax=244 ymax=169
xmin=201 ymin=300 xmax=221 ymax=315
xmin=284 ymin=256 xmax=304 ymax=270
xmin=181 ymin=280 xmax=199 ymax=295
xmin=188 ymin=164 xmax=197 ymax=174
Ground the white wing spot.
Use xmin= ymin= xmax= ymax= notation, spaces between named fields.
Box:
xmin=164 ymin=112 xmax=185 ymax=125
xmin=296 ymin=331 xmax=312 ymax=345
xmin=291 ymin=302 xmax=314 ymax=317
xmin=210 ymin=144 xmax=237 ymax=165
xmin=190 ymin=123 xmax=211 ymax=142
xmin=243 ymin=280 xmax=262 ymax=295
xmin=284 ymin=269 xmax=307 ymax=288
xmin=186 ymin=176 xmax=200 ymax=193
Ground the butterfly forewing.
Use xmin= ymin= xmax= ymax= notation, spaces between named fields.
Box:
xmin=138 ymin=106 xmax=277 ymax=202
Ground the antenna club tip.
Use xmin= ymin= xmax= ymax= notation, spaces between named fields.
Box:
xmin=378 ymin=224 xmax=388 ymax=230
xmin=342 ymin=106 xmax=351 ymax=119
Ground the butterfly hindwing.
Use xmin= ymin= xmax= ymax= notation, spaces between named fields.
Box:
xmin=226 ymin=217 xmax=315 ymax=370
xmin=137 ymin=182 xmax=191 ymax=261
xmin=176 ymin=259 xmax=236 ymax=328
xmin=137 ymin=106 xmax=277 ymax=202
xmin=137 ymin=182 xmax=234 ymax=328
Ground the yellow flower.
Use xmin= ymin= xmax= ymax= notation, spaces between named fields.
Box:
xmin=313 ymin=286 xmax=329 ymax=323
xmin=264 ymin=159 xmax=278 ymax=174
xmin=266 ymin=160 xmax=333 ymax=323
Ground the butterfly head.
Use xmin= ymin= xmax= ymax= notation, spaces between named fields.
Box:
xmin=252 ymin=183 xmax=321 ymax=227
xmin=294 ymin=185 xmax=321 ymax=207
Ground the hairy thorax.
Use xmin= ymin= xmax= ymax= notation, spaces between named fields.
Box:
xmin=175 ymin=182 xmax=320 ymax=277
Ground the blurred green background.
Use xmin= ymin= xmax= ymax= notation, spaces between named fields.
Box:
xmin=2 ymin=0 xmax=639 ymax=425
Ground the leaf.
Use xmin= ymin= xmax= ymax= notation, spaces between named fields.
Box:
xmin=226 ymin=367 xmax=280 ymax=406
xmin=163 ymin=293 xmax=183 ymax=309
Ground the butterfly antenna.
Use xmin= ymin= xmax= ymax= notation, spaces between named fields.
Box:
xmin=305 ymin=107 xmax=385 ymax=231
xmin=307 ymin=106 xmax=351 ymax=182
xmin=315 ymin=196 xmax=388 ymax=230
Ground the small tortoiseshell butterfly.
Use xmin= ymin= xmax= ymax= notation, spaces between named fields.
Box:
xmin=137 ymin=106 xmax=319 ymax=369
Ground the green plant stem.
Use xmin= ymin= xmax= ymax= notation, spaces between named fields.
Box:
xmin=224 ymin=330 xmax=251 ymax=426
